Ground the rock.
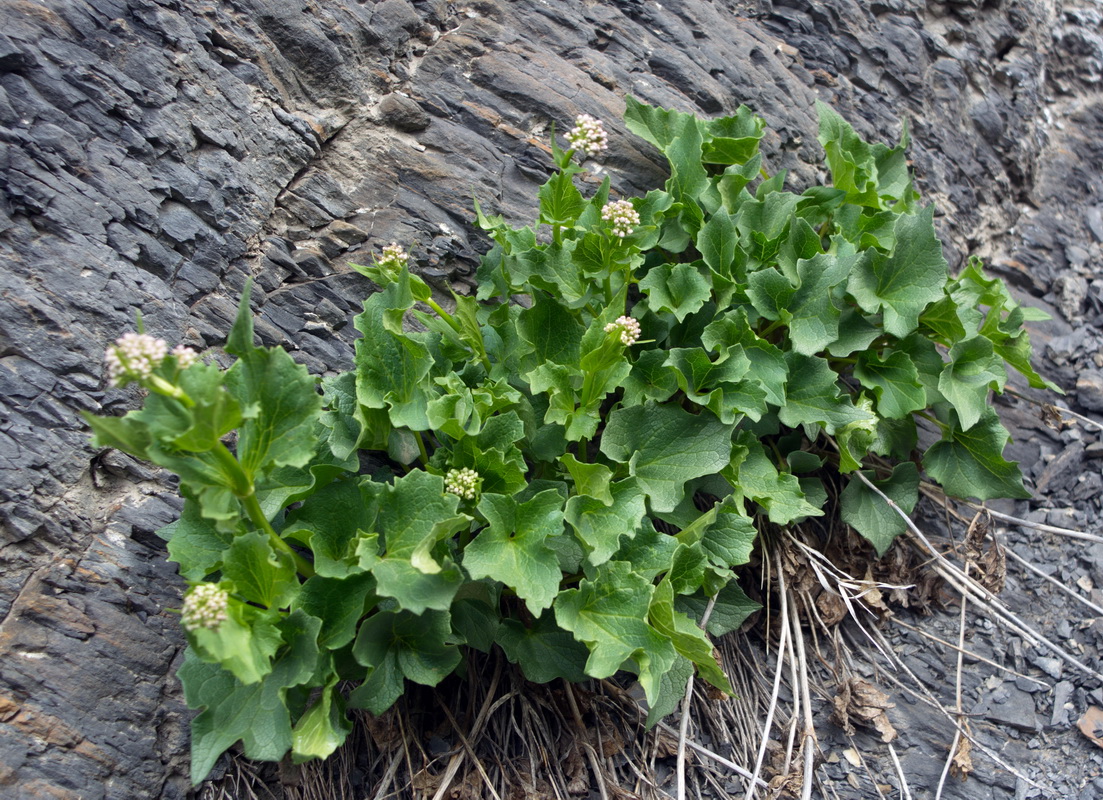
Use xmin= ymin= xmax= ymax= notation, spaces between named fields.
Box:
xmin=378 ymin=92 xmax=430 ymax=132
xmin=1077 ymin=370 xmax=1103 ymax=412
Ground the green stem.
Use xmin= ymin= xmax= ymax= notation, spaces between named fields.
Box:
xmin=425 ymin=298 xmax=461 ymax=334
xmin=211 ymin=442 xmax=316 ymax=578
xmin=553 ymin=224 xmax=562 ymax=246
xmin=242 ymin=492 xmax=316 ymax=578
xmin=759 ymin=319 xmax=784 ymax=338
xmin=414 ymin=430 xmax=430 ymax=465
xmin=148 ymin=375 xmax=194 ymax=408
xmin=915 ymin=410 xmax=949 ymax=431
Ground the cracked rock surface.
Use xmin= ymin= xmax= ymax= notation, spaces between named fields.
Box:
xmin=0 ymin=0 xmax=1099 ymax=797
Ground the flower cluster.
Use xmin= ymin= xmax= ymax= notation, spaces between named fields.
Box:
xmin=566 ymin=114 xmax=608 ymax=157
xmin=445 ymin=467 xmax=480 ymax=500
xmin=604 ymin=315 xmax=642 ymax=346
xmin=601 ymin=199 xmax=639 ymax=238
xmin=377 ymin=242 xmax=408 ymax=273
xmin=172 ymin=345 xmax=198 ymax=368
xmin=104 ymin=332 xmax=169 ymax=387
xmin=181 ymin=583 xmax=230 ymax=632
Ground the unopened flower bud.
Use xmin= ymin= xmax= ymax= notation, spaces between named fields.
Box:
xmin=601 ymin=199 xmax=639 ymax=239
xmin=181 ymin=583 xmax=229 ymax=632
xmin=603 ymin=315 xmax=642 ymax=346
xmin=567 ymin=114 xmax=609 ymax=157
xmin=445 ymin=467 xmax=480 ymax=500
xmin=104 ymin=332 xmax=169 ymax=387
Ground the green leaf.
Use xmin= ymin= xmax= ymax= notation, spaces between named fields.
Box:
xmin=559 ymin=453 xmax=614 ymax=505
xmin=180 ymin=610 xmax=322 ymax=783
xmin=697 ymin=210 xmax=738 ymax=277
xmin=839 ymin=463 xmax=919 ymax=556
xmin=539 ymin=170 xmax=585 ymax=226
xmin=676 ymin=580 xmax=761 ymax=637
xmin=702 ymin=309 xmax=788 ymax=405
xmin=644 ymin=656 xmax=693 ymax=728
xmin=225 ymin=288 xmax=323 ymax=481
xmin=170 ymin=363 xmax=243 ymax=452
xmin=600 ymin=402 xmax=734 ymax=513
xmin=727 ymin=432 xmax=823 ymax=525
xmin=785 ymin=249 xmax=853 ymax=355
xmin=284 ymin=478 xmax=380 ymax=579
xmin=554 ymin=561 xmax=676 ymax=704
xmin=664 ymin=346 xmax=753 ymax=424
xmin=612 ymin=519 xmax=680 ymax=580
xmin=372 ymin=470 xmax=469 ymax=614
xmin=778 ymin=353 xmax=876 ymax=435
xmin=351 ymin=609 xmax=460 ymax=710
xmin=624 ymin=96 xmax=708 ymax=203
xmin=292 ymin=678 xmax=352 ymax=763
xmin=846 ymin=207 xmax=948 ymax=337
xmin=496 ymin=612 xmax=589 ymax=683
xmin=518 ymin=242 xmax=591 ymax=310
xmin=829 ymin=306 xmax=882 ymax=357
xmin=565 ymin=478 xmax=648 ymax=567
xmin=467 ymin=491 xmax=565 ymax=615
xmin=854 ymin=350 xmax=927 ymax=419
xmin=622 ymin=349 xmax=680 ymax=407
xmin=354 ymin=280 xmax=436 ymax=431
xmin=186 ymin=592 xmax=284 ymax=685
xmin=295 ymin=573 xmax=377 ymax=650
xmin=519 ymin=291 xmax=585 ymax=367
xmin=163 ymin=498 xmax=235 ymax=581
xmin=924 ymin=407 xmax=1030 ymax=501
xmin=937 ymin=336 xmax=1006 ymax=431
xmin=703 ymin=106 xmax=765 ymax=165
xmin=450 ymin=582 xmax=501 ymax=653
xmin=223 ymin=531 xmax=298 ymax=610
xmin=639 ymin=263 xmax=712 ymax=323
xmin=649 ymin=579 xmax=732 ymax=694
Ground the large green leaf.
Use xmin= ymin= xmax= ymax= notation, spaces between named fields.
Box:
xmin=937 ymin=336 xmax=1006 ymax=431
xmin=649 ymin=578 xmax=732 ymax=694
xmin=854 ymin=350 xmax=927 ymax=419
xmin=496 ymin=612 xmax=589 ymax=683
xmin=565 ymin=478 xmax=648 ymax=566
xmin=924 ymin=408 xmax=1030 ymax=501
xmin=180 ymin=610 xmax=322 ymax=783
xmin=847 ymin=207 xmax=948 ymax=337
xmin=466 ymin=491 xmax=565 ymax=615
xmin=554 ymin=561 xmax=676 ymax=704
xmin=225 ymin=286 xmax=323 ymax=480
xmin=839 ymin=463 xmax=919 ymax=556
xmin=600 ymin=403 xmax=733 ymax=513
xmin=639 ymin=263 xmax=712 ymax=322
xmin=778 ymin=353 xmax=876 ymax=435
xmin=223 ymin=532 xmax=298 ymax=610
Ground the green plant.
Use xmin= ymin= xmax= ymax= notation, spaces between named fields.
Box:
xmin=85 ymin=100 xmax=1054 ymax=784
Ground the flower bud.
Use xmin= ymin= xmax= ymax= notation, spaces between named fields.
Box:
xmin=601 ymin=199 xmax=640 ymax=239
xmin=104 ymin=332 xmax=169 ymax=387
xmin=566 ymin=114 xmax=609 ymax=157
xmin=603 ymin=315 xmax=642 ymax=346
xmin=181 ymin=583 xmax=230 ymax=632
xmin=445 ymin=467 xmax=481 ymax=500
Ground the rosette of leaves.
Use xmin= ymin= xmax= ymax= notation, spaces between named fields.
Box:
xmin=86 ymin=98 xmax=1053 ymax=783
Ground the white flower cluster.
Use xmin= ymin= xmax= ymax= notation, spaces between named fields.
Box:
xmin=601 ymin=199 xmax=639 ymax=238
xmin=445 ymin=467 xmax=480 ymax=500
xmin=181 ymin=583 xmax=229 ymax=632
xmin=566 ymin=114 xmax=608 ymax=157
xmin=172 ymin=344 xmax=198 ymax=368
xmin=104 ymin=332 xmax=168 ymax=387
xmin=604 ymin=315 xmax=642 ymax=346
xmin=377 ymin=242 xmax=408 ymax=272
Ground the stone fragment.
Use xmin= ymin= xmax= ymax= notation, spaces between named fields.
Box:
xmin=378 ymin=92 xmax=430 ymax=132
xmin=1078 ymin=370 xmax=1103 ymax=412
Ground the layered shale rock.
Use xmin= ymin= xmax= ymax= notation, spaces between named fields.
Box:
xmin=0 ymin=0 xmax=1098 ymax=797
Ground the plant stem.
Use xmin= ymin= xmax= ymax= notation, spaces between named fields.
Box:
xmin=758 ymin=319 xmax=784 ymax=338
xmin=242 ymin=491 xmax=316 ymax=578
xmin=414 ymin=430 xmax=430 ymax=465
xmin=148 ymin=375 xmax=194 ymax=408
xmin=425 ymin=297 xmax=462 ymax=334
xmin=915 ymin=410 xmax=949 ymax=431
xmin=211 ymin=442 xmax=316 ymax=578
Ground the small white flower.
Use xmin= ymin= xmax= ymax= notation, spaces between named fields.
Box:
xmin=377 ymin=242 xmax=408 ymax=272
xmin=566 ymin=114 xmax=609 ymax=157
xmin=445 ymin=467 xmax=480 ymax=500
xmin=604 ymin=315 xmax=642 ymax=346
xmin=171 ymin=345 xmax=198 ymax=369
xmin=601 ymin=199 xmax=639 ymax=239
xmin=104 ymin=332 xmax=168 ymax=387
xmin=181 ymin=583 xmax=229 ymax=632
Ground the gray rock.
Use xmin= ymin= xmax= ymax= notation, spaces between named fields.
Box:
xmin=1078 ymin=370 xmax=1103 ymax=412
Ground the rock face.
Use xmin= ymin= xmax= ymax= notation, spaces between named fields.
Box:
xmin=0 ymin=0 xmax=1098 ymax=797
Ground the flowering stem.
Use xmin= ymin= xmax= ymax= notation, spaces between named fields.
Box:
xmin=211 ymin=442 xmax=315 ymax=578
xmin=148 ymin=375 xmax=194 ymax=408
xmin=242 ymin=492 xmax=316 ymax=578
